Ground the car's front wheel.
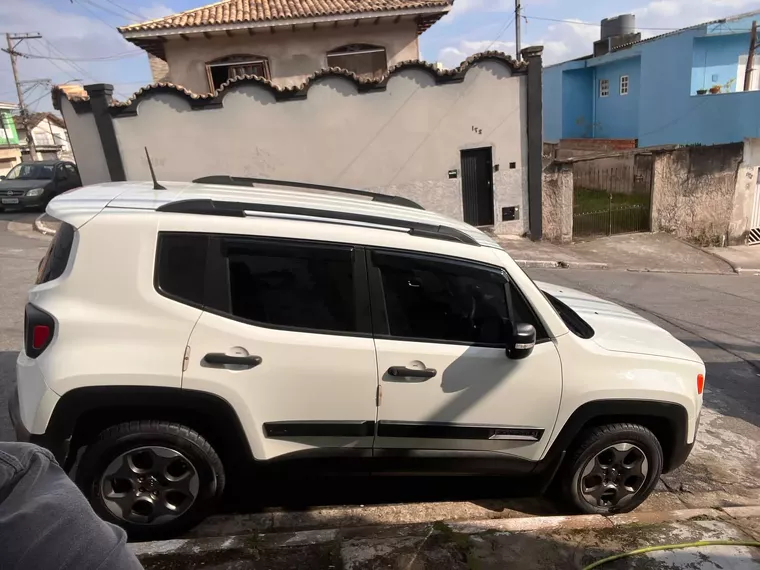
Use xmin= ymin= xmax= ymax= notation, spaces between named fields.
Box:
xmin=76 ymin=420 xmax=225 ymax=541
xmin=560 ymin=423 xmax=663 ymax=514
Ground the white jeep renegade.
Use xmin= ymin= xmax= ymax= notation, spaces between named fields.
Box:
xmin=10 ymin=176 xmax=704 ymax=540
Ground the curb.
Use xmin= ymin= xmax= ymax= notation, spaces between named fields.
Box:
xmin=674 ymin=237 xmax=741 ymax=274
xmin=514 ymin=259 xmax=609 ymax=270
xmin=131 ymin=505 xmax=760 ymax=561
xmin=33 ymin=214 xmax=57 ymax=236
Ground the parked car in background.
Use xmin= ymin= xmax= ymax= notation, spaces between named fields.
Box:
xmin=0 ymin=160 xmax=81 ymax=212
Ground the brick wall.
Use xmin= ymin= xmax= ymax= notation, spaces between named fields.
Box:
xmin=148 ymin=54 xmax=171 ymax=83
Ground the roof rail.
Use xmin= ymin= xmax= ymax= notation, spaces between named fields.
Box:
xmin=192 ymin=175 xmax=425 ymax=210
xmin=157 ymin=199 xmax=479 ymax=247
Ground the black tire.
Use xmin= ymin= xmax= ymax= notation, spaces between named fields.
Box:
xmin=559 ymin=423 xmax=663 ymax=515
xmin=76 ymin=420 xmax=225 ymax=541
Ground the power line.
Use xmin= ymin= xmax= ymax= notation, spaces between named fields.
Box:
xmin=72 ymin=0 xmax=121 ymax=28
xmin=78 ymin=0 xmax=140 ymax=23
xmin=10 ymin=49 xmax=143 ymax=62
xmin=99 ymin=0 xmax=145 ymax=22
xmin=522 ymin=14 xmax=704 ymax=31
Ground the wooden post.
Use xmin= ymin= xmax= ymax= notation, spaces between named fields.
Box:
xmin=744 ymin=20 xmax=757 ymax=92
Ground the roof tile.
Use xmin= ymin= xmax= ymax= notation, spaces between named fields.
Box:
xmin=119 ymin=0 xmax=451 ymax=32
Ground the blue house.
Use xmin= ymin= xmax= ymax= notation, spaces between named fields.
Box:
xmin=544 ymin=11 xmax=760 ymax=147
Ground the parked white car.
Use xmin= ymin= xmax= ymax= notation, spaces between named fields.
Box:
xmin=10 ymin=176 xmax=705 ymax=540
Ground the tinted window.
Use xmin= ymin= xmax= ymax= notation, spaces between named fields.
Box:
xmin=156 ymin=233 xmax=208 ymax=306
xmin=64 ymin=164 xmax=78 ymax=178
xmin=37 ymin=222 xmax=75 ymax=284
xmin=224 ymin=239 xmax=356 ymax=333
xmin=374 ymin=252 xmax=509 ymax=345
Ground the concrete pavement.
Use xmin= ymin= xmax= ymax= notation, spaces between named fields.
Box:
xmin=135 ymin=507 xmax=760 ymax=569
xmin=706 ymin=245 xmax=760 ymax=274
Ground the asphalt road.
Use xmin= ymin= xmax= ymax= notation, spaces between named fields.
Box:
xmin=0 ymin=213 xmax=758 ymax=511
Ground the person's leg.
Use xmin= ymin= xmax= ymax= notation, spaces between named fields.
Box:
xmin=0 ymin=441 xmax=143 ymax=570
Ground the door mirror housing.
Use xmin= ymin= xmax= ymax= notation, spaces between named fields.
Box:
xmin=507 ymin=323 xmax=536 ymax=360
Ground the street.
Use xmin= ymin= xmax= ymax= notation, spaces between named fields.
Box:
xmin=0 ymin=212 xmax=758 ymax=514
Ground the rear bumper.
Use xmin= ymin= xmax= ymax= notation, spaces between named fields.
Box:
xmin=8 ymin=385 xmax=69 ymax=465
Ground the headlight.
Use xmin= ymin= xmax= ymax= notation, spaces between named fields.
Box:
xmin=26 ymin=188 xmax=44 ymax=197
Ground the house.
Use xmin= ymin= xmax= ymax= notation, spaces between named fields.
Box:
xmin=0 ymin=102 xmax=22 ymax=176
xmin=543 ymin=11 xmax=760 ymax=149
xmin=118 ymin=0 xmax=453 ymax=94
xmin=14 ymin=112 xmax=73 ymax=162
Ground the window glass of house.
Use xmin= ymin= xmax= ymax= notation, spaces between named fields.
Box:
xmin=600 ymin=79 xmax=610 ymax=97
xmin=620 ymin=75 xmax=629 ymax=95
xmin=224 ymin=239 xmax=356 ymax=333
xmin=374 ymin=252 xmax=509 ymax=345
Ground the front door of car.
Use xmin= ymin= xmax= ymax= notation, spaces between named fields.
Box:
xmin=369 ymin=249 xmax=563 ymax=463
xmin=183 ymin=235 xmax=378 ymax=461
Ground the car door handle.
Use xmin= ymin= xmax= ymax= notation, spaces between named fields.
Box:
xmin=204 ymin=353 xmax=262 ymax=367
xmin=387 ymin=366 xmax=437 ymax=379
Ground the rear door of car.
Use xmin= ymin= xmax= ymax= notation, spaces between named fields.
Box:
xmin=181 ymin=234 xmax=379 ymax=462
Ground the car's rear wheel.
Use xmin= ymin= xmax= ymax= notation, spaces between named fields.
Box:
xmin=76 ymin=420 xmax=225 ymax=541
xmin=560 ymin=423 xmax=663 ymax=514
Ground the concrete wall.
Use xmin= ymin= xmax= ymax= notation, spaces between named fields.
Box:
xmin=542 ymin=161 xmax=573 ymax=243
xmin=593 ymin=56 xmax=640 ymax=139
xmin=163 ymin=22 xmax=420 ymax=93
xmin=98 ymin=58 xmax=529 ymax=234
xmin=731 ymin=138 xmax=760 ymax=241
xmin=561 ymin=67 xmax=593 ymax=139
xmin=572 ymin=155 xmax=637 ymax=193
xmin=651 ymin=142 xmax=743 ymax=244
xmin=0 ymin=147 xmax=21 ymax=176
xmin=59 ymin=98 xmax=110 ymax=186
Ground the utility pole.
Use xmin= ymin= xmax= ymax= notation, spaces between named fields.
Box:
xmin=5 ymin=32 xmax=43 ymax=161
xmin=515 ymin=0 xmax=522 ymax=60
xmin=744 ymin=20 xmax=758 ymax=92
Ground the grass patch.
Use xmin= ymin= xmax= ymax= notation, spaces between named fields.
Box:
xmin=574 ymin=188 xmax=649 ymax=213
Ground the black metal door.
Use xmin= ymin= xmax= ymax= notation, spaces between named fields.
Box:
xmin=460 ymin=147 xmax=494 ymax=226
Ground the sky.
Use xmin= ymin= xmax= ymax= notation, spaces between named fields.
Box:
xmin=2 ymin=0 xmax=760 ymax=113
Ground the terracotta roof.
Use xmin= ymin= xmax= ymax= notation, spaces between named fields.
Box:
xmin=119 ymin=0 xmax=451 ymax=33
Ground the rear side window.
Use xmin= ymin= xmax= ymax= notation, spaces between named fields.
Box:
xmin=155 ymin=233 xmax=208 ymax=306
xmin=36 ymin=222 xmax=75 ymax=284
xmin=220 ymin=238 xmax=356 ymax=333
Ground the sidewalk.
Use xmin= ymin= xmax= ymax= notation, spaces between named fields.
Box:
xmin=499 ymin=233 xmax=737 ymax=274
xmin=134 ymin=507 xmax=760 ymax=569
xmin=705 ymin=245 xmax=760 ymax=274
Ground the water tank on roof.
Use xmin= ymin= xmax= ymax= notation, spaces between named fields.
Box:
xmin=601 ymin=14 xmax=635 ymax=40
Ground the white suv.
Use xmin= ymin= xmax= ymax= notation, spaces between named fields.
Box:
xmin=10 ymin=176 xmax=704 ymax=540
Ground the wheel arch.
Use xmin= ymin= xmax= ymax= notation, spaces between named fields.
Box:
xmin=48 ymin=386 xmax=253 ymax=470
xmin=544 ymin=400 xmax=690 ymax=474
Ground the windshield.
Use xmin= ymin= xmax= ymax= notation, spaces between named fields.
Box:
xmin=5 ymin=163 xmax=55 ymax=181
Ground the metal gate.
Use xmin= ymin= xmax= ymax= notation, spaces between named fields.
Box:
xmin=749 ymin=167 xmax=760 ymax=245
xmin=572 ymin=154 xmax=653 ymax=238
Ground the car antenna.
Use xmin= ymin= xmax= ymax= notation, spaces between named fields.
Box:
xmin=144 ymin=147 xmax=166 ymax=190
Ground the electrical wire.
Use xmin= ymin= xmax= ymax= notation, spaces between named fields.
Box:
xmin=582 ymin=540 xmax=760 ymax=570
xmin=522 ymin=14 xmax=756 ymax=33
xmin=99 ymin=0 xmax=145 ymax=22
xmin=79 ymin=0 xmax=140 ymax=23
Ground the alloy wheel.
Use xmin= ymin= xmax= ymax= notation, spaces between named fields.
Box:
xmin=99 ymin=446 xmax=200 ymax=525
xmin=578 ymin=442 xmax=649 ymax=509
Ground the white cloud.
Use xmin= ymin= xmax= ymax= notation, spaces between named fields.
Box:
xmin=139 ymin=3 xmax=173 ymax=22
xmin=438 ymin=40 xmax=516 ymax=67
xmin=441 ymin=0 xmax=512 ymax=23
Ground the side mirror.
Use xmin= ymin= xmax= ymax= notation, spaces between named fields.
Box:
xmin=507 ymin=323 xmax=536 ymax=360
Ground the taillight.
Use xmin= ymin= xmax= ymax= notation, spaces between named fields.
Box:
xmin=24 ymin=304 xmax=55 ymax=358
xmin=697 ymin=373 xmax=705 ymax=395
